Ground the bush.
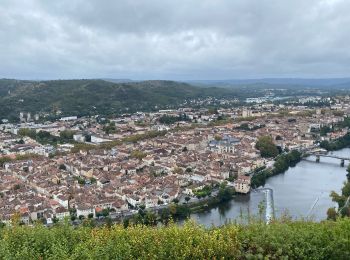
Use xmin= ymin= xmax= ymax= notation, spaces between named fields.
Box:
xmin=0 ymin=219 xmax=349 ymax=258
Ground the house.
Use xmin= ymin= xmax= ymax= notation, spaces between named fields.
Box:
xmin=125 ymin=194 xmax=141 ymax=207
xmin=144 ymin=195 xmax=159 ymax=208
xmin=73 ymin=134 xmax=86 ymax=142
xmin=54 ymin=194 xmax=69 ymax=208
xmin=55 ymin=207 xmax=70 ymax=220
xmin=234 ymin=175 xmax=251 ymax=194
xmin=111 ymin=199 xmax=128 ymax=213
xmin=76 ymin=203 xmax=94 ymax=218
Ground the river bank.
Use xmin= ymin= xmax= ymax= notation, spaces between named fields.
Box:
xmin=189 ymin=148 xmax=349 ymax=226
xmin=251 ymin=150 xmax=302 ymax=188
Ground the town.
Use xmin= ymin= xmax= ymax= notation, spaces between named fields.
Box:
xmin=1 ymin=95 xmax=350 ymax=225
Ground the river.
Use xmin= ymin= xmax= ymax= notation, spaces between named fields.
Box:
xmin=190 ymin=148 xmax=349 ymax=227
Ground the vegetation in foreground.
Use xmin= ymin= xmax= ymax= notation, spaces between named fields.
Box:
xmin=327 ymin=164 xmax=350 ymax=219
xmin=0 ymin=217 xmax=349 ymax=259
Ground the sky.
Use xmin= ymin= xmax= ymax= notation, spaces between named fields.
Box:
xmin=1 ymin=0 xmax=350 ymax=80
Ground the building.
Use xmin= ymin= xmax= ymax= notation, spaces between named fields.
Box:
xmin=73 ymin=133 xmax=86 ymax=142
xmin=208 ymin=135 xmax=240 ymax=154
xmin=242 ymin=108 xmax=252 ymax=117
xmin=76 ymin=204 xmax=95 ymax=218
xmin=234 ymin=175 xmax=251 ymax=194
xmin=60 ymin=116 xmax=78 ymax=121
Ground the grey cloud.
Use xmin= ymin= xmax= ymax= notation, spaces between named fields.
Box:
xmin=1 ymin=0 xmax=350 ymax=79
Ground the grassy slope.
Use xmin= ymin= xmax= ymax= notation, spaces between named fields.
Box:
xmin=1 ymin=218 xmax=349 ymax=259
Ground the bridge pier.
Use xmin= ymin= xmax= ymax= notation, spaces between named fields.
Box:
xmin=316 ymin=155 xmax=320 ymax=163
xmin=341 ymin=159 xmax=345 ymax=167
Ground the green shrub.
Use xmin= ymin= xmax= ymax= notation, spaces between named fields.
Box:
xmin=0 ymin=218 xmax=349 ymax=259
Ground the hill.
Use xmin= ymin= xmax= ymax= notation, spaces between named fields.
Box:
xmin=0 ymin=79 xmax=235 ymax=121
xmin=0 ymin=218 xmax=349 ymax=259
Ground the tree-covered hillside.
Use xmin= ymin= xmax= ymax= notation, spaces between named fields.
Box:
xmin=0 ymin=218 xmax=349 ymax=259
xmin=0 ymin=79 xmax=236 ymax=121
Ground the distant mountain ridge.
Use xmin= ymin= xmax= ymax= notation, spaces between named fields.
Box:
xmin=2 ymin=77 xmax=350 ymax=121
xmin=186 ymin=78 xmax=350 ymax=88
xmin=0 ymin=79 xmax=235 ymax=121
xmin=101 ymin=78 xmax=134 ymax=83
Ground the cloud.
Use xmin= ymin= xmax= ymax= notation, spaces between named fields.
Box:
xmin=1 ymin=0 xmax=350 ymax=79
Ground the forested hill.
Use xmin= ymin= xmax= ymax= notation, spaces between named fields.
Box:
xmin=0 ymin=79 xmax=235 ymax=121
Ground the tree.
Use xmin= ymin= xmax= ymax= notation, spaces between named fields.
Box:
xmin=52 ymin=216 xmax=59 ymax=224
xmin=185 ymin=167 xmax=192 ymax=173
xmin=0 ymin=221 xmax=5 ymax=229
xmin=59 ymin=130 xmax=75 ymax=140
xmin=218 ymin=183 xmax=234 ymax=202
xmin=320 ymin=126 xmax=332 ymax=136
xmin=18 ymin=128 xmax=36 ymax=139
xmin=208 ymin=107 xmax=218 ymax=115
xmin=144 ymin=211 xmax=157 ymax=226
xmin=159 ymin=208 xmax=170 ymax=225
xmin=330 ymin=191 xmax=346 ymax=208
xmin=194 ymin=185 xmax=212 ymax=198
xmin=346 ymin=165 xmax=350 ymax=181
xmin=11 ymin=212 xmax=21 ymax=226
xmin=332 ymin=110 xmax=344 ymax=117
xmin=255 ymin=136 xmax=279 ymax=158
xmin=0 ymin=156 xmax=12 ymax=167
xmin=138 ymin=205 xmax=146 ymax=218
xmin=341 ymin=182 xmax=350 ymax=197
xmin=214 ymin=135 xmax=222 ymax=141
xmin=123 ymin=218 xmax=130 ymax=228
xmin=102 ymin=209 xmax=110 ymax=217
xmin=82 ymin=218 xmax=96 ymax=228
xmin=103 ymin=122 xmax=117 ymax=134
xmin=172 ymin=167 xmax=184 ymax=175
xmin=130 ymin=150 xmax=147 ymax=161
xmin=327 ymin=207 xmax=337 ymax=221
xmin=105 ymin=217 xmax=113 ymax=228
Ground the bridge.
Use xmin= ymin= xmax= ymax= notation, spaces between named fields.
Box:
xmin=310 ymin=153 xmax=350 ymax=167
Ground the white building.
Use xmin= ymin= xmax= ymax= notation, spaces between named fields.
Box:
xmin=91 ymin=135 xmax=112 ymax=144
xmin=73 ymin=134 xmax=86 ymax=142
xmin=76 ymin=204 xmax=95 ymax=218
xmin=60 ymin=116 xmax=78 ymax=121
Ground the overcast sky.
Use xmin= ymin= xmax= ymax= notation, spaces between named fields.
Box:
xmin=1 ymin=0 xmax=350 ymax=80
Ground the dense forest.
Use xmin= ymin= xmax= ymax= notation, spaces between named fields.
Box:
xmin=0 ymin=218 xmax=349 ymax=259
xmin=0 ymin=79 xmax=237 ymax=121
